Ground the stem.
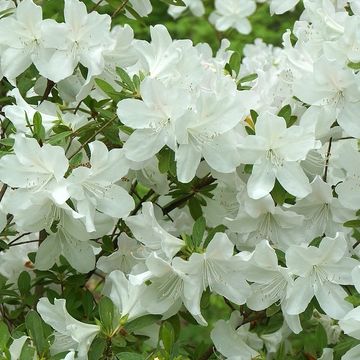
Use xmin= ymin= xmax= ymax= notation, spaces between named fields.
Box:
xmin=323 ymin=137 xmax=332 ymax=183
xmin=162 ymin=176 xmax=215 ymax=215
xmin=90 ymin=0 xmax=104 ymax=12
xmin=0 ymin=184 xmax=7 ymax=203
xmin=69 ymin=116 xmax=118 ymax=160
xmin=40 ymin=79 xmax=55 ymax=104
xmin=8 ymin=232 xmax=32 ymax=245
xmin=112 ymin=0 xmax=130 ymax=18
xmin=9 ymin=239 xmax=40 ymax=247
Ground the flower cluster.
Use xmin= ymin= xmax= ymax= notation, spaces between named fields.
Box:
xmin=0 ymin=0 xmax=360 ymax=359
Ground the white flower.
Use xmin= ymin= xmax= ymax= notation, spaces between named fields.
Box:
xmin=285 ymin=233 xmax=358 ymax=319
xmin=127 ymin=0 xmax=152 ymax=18
xmin=168 ymin=0 xmax=205 ymax=18
xmin=0 ymin=239 xmax=36 ymax=285
xmin=97 ymin=234 xmax=141 ymax=274
xmin=117 ymin=77 xmax=190 ymax=162
xmin=293 ymin=56 xmax=360 ymax=138
xmin=4 ymin=88 xmax=57 ymax=134
xmin=292 ymin=176 xmax=354 ymax=241
xmin=238 ymin=111 xmax=319 ymax=199
xmin=226 ymin=194 xmax=304 ymax=251
xmin=173 ymin=233 xmax=250 ymax=323
xmin=9 ymin=336 xmax=31 ymax=360
xmin=68 ymin=141 xmax=135 ymax=232
xmin=125 ymin=202 xmax=184 ymax=259
xmin=175 ymin=89 xmax=249 ymax=183
xmin=37 ymin=0 xmax=112 ymax=82
xmin=0 ymin=0 xmax=44 ymax=81
xmin=209 ymin=0 xmax=256 ymax=35
xmin=268 ymin=0 xmax=300 ymax=14
xmin=34 ymin=208 xmax=97 ymax=273
xmin=105 ymin=270 xmax=147 ymax=321
xmin=210 ymin=311 xmax=263 ymax=360
xmin=0 ymin=135 xmax=69 ymax=204
xmin=242 ymin=240 xmax=302 ymax=334
xmin=37 ymin=297 xmax=100 ymax=360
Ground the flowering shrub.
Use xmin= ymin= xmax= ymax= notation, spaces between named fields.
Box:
xmin=0 ymin=0 xmax=360 ymax=359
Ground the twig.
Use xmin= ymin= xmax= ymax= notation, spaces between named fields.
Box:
xmin=90 ymin=0 xmax=104 ymax=12
xmin=40 ymin=79 xmax=55 ymax=104
xmin=8 ymin=232 xmax=31 ymax=245
xmin=9 ymin=239 xmax=40 ymax=247
xmin=323 ymin=137 xmax=332 ymax=182
xmin=112 ymin=0 xmax=130 ymax=18
xmin=199 ymin=346 xmax=215 ymax=360
xmin=162 ymin=176 xmax=215 ymax=215
xmin=68 ymin=115 xmax=118 ymax=160
xmin=0 ymin=184 xmax=7 ymax=202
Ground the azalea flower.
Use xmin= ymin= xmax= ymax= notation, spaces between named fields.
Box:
xmin=268 ymin=0 xmax=300 ymax=14
xmin=209 ymin=0 xmax=256 ymax=35
xmin=238 ymin=111 xmax=319 ymax=199
xmin=0 ymin=135 xmax=69 ymax=204
xmin=37 ymin=0 xmax=112 ymax=82
xmin=0 ymin=0 xmax=44 ymax=81
xmin=210 ymin=311 xmax=263 ymax=360
xmin=37 ymin=297 xmax=100 ymax=359
xmin=105 ymin=270 xmax=147 ymax=321
xmin=241 ymin=240 xmax=302 ymax=333
xmin=292 ymin=176 xmax=354 ymax=241
xmin=117 ymin=77 xmax=190 ymax=162
xmin=68 ymin=141 xmax=135 ymax=232
xmin=173 ymin=233 xmax=251 ymax=323
xmin=293 ymin=56 xmax=360 ymax=138
xmin=125 ymin=202 xmax=184 ymax=259
xmin=226 ymin=194 xmax=304 ymax=251
xmin=285 ymin=233 xmax=358 ymax=319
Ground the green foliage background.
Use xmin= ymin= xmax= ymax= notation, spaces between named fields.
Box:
xmin=39 ymin=0 xmax=303 ymax=52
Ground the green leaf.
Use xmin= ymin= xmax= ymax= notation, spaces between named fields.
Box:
xmin=33 ymin=112 xmax=45 ymax=142
xmin=160 ymin=322 xmax=175 ymax=354
xmin=344 ymin=219 xmax=360 ymax=228
xmin=25 ymin=311 xmax=50 ymax=356
xmin=226 ymin=52 xmax=241 ymax=77
xmin=275 ymin=342 xmax=286 ymax=360
xmin=159 ymin=0 xmax=186 ymax=6
xmin=192 ymin=216 xmax=206 ymax=248
xmin=47 ymin=131 xmax=72 ymax=145
xmin=348 ymin=61 xmax=360 ymax=70
xmin=95 ymin=79 xmax=120 ymax=101
xmin=333 ymin=336 xmax=360 ymax=359
xmin=88 ymin=336 xmax=107 ymax=360
xmin=245 ymin=126 xmax=255 ymax=135
xmin=277 ymin=105 xmax=292 ymax=125
xmin=18 ymin=271 xmax=31 ymax=295
xmin=0 ymin=138 xmax=14 ymax=147
xmin=19 ymin=341 xmax=36 ymax=360
xmin=203 ymin=225 xmax=226 ymax=248
xmin=69 ymin=152 xmax=83 ymax=168
xmin=0 ymin=240 xmax=9 ymax=251
xmin=116 ymin=353 xmax=145 ymax=360
xmin=188 ymin=197 xmax=202 ymax=220
xmin=111 ymin=334 xmax=126 ymax=348
xmin=157 ymin=147 xmax=174 ymax=174
xmin=270 ymin=180 xmax=288 ymax=205
xmin=250 ymin=109 xmax=258 ymax=124
xmin=116 ymin=68 xmax=136 ymax=93
xmin=125 ymin=314 xmax=161 ymax=333
xmin=266 ymin=303 xmax=281 ymax=317
xmin=239 ymin=73 xmax=258 ymax=83
xmin=345 ymin=293 xmax=360 ymax=306
xmin=98 ymin=296 xmax=115 ymax=334
xmin=0 ymin=321 xmax=10 ymax=350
